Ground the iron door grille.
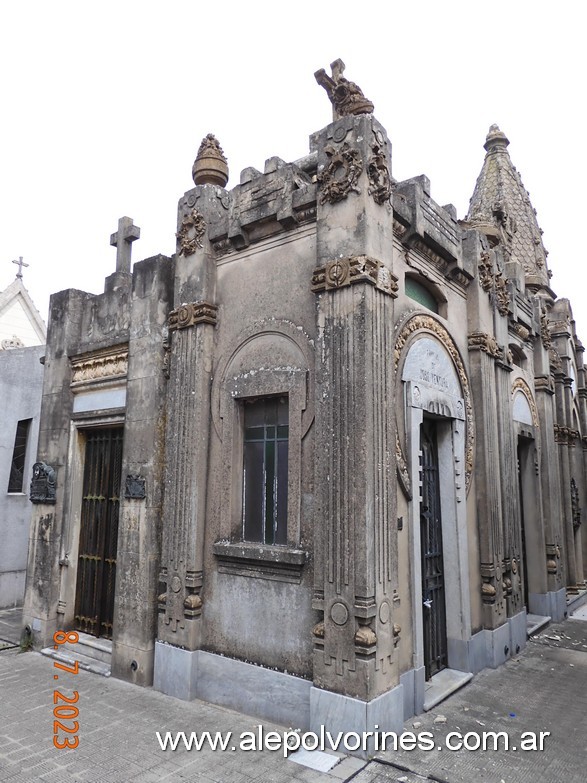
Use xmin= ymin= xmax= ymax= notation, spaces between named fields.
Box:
xmin=420 ymin=423 xmax=448 ymax=679
xmin=74 ymin=427 xmax=123 ymax=639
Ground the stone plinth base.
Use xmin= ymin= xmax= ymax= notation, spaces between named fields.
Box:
xmin=529 ymin=589 xmax=567 ymax=622
xmin=153 ymin=642 xmax=406 ymax=758
xmin=309 ymin=683 xmax=404 ymax=759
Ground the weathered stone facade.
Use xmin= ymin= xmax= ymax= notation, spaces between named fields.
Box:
xmin=23 ymin=63 xmax=586 ymax=749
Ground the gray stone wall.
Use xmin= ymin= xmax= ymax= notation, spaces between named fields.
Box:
xmin=0 ymin=345 xmax=44 ymax=607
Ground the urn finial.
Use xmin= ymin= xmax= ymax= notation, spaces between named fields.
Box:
xmin=192 ymin=134 xmax=229 ymax=187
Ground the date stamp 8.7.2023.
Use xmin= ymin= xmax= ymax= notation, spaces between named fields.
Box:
xmin=51 ymin=631 xmax=81 ymax=749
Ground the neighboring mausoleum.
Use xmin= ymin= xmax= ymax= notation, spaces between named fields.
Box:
xmin=0 ymin=259 xmax=45 ymax=607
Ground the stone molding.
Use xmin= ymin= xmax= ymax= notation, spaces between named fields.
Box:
xmin=168 ymin=301 xmax=217 ymax=331
xmin=312 ymin=255 xmax=398 ymax=297
xmin=394 ymin=313 xmax=474 ymax=495
xmin=70 ymin=345 xmax=128 ymax=388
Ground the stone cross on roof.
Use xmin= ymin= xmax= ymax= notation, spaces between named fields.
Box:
xmin=110 ymin=217 xmax=140 ymax=274
xmin=12 ymin=256 xmax=29 ymax=280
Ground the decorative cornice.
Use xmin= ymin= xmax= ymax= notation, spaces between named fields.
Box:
xmin=312 ymin=255 xmax=398 ymax=297
xmin=168 ymin=301 xmax=218 ymax=331
xmin=70 ymin=346 xmax=128 ymax=387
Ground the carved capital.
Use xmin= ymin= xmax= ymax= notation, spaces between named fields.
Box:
xmin=312 ymin=255 xmax=398 ymax=297
xmin=468 ymin=331 xmax=502 ymax=359
xmin=168 ymin=301 xmax=218 ymax=331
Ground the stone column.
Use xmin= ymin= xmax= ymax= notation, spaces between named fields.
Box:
xmin=495 ymin=352 xmax=524 ymax=616
xmin=467 ymin=333 xmax=506 ymax=629
xmin=111 ymin=254 xmax=173 ymax=686
xmin=309 ymin=114 xmax=402 ymax=733
xmin=155 ymin=184 xmax=222 ymax=694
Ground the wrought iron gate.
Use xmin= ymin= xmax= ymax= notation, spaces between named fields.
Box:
xmin=74 ymin=428 xmax=123 ymax=639
xmin=420 ymin=421 xmax=447 ymax=679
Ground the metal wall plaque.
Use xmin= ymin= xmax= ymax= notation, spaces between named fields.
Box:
xmin=29 ymin=462 xmax=57 ymax=504
xmin=124 ymin=474 xmax=146 ymax=500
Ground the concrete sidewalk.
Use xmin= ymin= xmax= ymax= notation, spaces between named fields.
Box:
xmin=0 ymin=607 xmax=585 ymax=782
xmin=0 ymin=606 xmax=23 ymax=647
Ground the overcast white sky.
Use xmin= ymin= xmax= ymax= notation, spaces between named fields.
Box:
xmin=2 ymin=1 xmax=586 ymax=338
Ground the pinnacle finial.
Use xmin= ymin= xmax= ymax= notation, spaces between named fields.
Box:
xmin=192 ymin=134 xmax=229 ymax=187
xmin=484 ymin=124 xmax=510 ymax=152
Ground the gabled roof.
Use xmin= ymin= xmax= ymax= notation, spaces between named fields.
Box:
xmin=466 ymin=125 xmax=550 ymax=291
xmin=0 ymin=278 xmax=47 ymax=348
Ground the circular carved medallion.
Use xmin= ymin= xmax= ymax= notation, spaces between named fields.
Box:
xmin=170 ymin=576 xmax=182 ymax=593
xmin=379 ymin=601 xmax=391 ymax=624
xmin=330 ymin=601 xmax=349 ymax=626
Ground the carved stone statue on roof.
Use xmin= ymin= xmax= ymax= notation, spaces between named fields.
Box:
xmin=315 ymin=59 xmax=374 ymax=121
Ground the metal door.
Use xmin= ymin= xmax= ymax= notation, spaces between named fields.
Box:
xmin=420 ymin=420 xmax=447 ymax=679
xmin=74 ymin=428 xmax=123 ymax=639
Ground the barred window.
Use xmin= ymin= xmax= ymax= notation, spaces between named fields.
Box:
xmin=242 ymin=397 xmax=289 ymax=545
xmin=8 ymin=419 xmax=32 ymax=493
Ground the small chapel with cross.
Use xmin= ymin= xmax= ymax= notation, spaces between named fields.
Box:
xmin=22 ymin=61 xmax=587 ymax=753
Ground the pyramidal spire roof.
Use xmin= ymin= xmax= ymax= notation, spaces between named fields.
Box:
xmin=466 ymin=125 xmax=550 ymax=290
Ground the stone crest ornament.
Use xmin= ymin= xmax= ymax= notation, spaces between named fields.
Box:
xmin=540 ymin=307 xmax=552 ymax=349
xmin=478 ymin=252 xmax=493 ymax=292
xmin=177 ymin=208 xmax=207 ymax=256
xmin=367 ymin=135 xmax=393 ymax=205
xmin=315 ymin=58 xmax=374 ymax=119
xmin=317 ymin=143 xmax=363 ymax=204
xmin=124 ymin=475 xmax=146 ymax=500
xmin=571 ymin=478 xmax=581 ymax=529
xmin=494 ymin=273 xmax=511 ymax=315
xmin=192 ymin=133 xmax=229 ymax=187
xmin=30 ymin=462 xmax=57 ymax=504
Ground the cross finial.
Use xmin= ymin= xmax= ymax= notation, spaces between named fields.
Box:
xmin=12 ymin=256 xmax=29 ymax=280
xmin=110 ymin=217 xmax=140 ymax=274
